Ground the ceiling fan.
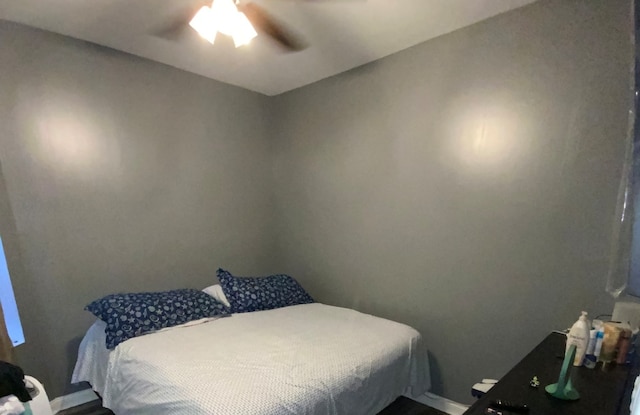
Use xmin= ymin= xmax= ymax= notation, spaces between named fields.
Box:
xmin=153 ymin=0 xmax=311 ymax=52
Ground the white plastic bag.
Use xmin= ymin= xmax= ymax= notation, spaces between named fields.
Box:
xmin=0 ymin=395 xmax=25 ymax=415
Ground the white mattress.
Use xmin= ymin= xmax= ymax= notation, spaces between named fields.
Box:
xmin=72 ymin=303 xmax=430 ymax=415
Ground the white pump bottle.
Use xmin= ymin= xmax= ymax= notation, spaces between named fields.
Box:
xmin=566 ymin=311 xmax=590 ymax=366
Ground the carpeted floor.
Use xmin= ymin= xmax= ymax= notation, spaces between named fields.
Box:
xmin=377 ymin=396 xmax=449 ymax=415
xmin=56 ymin=400 xmax=113 ymax=415
xmin=57 ymin=396 xmax=448 ymax=415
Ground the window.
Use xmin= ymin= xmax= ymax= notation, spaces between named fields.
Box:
xmin=0 ymin=236 xmax=24 ymax=346
xmin=619 ymin=5 xmax=640 ymax=298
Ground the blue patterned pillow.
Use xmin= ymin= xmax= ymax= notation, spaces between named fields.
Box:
xmin=217 ymin=269 xmax=314 ymax=313
xmin=85 ymin=289 xmax=230 ymax=349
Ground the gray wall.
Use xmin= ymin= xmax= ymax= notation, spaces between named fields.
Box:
xmin=0 ymin=0 xmax=633 ymax=405
xmin=0 ymin=21 xmax=278 ymax=398
xmin=270 ymin=0 xmax=631 ymax=403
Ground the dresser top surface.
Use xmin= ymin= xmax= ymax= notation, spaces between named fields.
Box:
xmin=464 ymin=332 xmax=633 ymax=415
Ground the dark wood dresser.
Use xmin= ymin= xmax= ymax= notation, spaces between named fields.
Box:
xmin=464 ymin=332 xmax=639 ymax=415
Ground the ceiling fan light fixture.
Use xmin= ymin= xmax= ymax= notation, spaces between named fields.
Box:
xmin=189 ymin=0 xmax=257 ymax=48
xmin=189 ymin=6 xmax=217 ymax=44
xmin=211 ymin=0 xmax=241 ymax=37
xmin=232 ymin=12 xmax=258 ymax=47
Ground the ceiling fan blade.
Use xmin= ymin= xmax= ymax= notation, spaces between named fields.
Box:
xmin=238 ymin=2 xmax=307 ymax=52
xmin=151 ymin=2 xmax=207 ymax=41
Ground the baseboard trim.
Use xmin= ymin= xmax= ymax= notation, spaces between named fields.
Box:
xmin=49 ymin=389 xmax=98 ymax=414
xmin=406 ymin=392 xmax=469 ymax=415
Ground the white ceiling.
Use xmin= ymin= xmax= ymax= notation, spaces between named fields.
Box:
xmin=0 ymin=0 xmax=536 ymax=96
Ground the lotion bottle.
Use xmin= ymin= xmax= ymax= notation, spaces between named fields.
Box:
xmin=566 ymin=311 xmax=590 ymax=366
xmin=583 ymin=329 xmax=598 ymax=369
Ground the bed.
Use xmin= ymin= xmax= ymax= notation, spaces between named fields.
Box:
xmin=72 ymin=302 xmax=430 ymax=415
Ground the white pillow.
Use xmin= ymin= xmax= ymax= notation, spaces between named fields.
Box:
xmin=202 ymin=284 xmax=231 ymax=308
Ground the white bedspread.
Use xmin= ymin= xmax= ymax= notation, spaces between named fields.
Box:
xmin=72 ymin=303 xmax=430 ymax=415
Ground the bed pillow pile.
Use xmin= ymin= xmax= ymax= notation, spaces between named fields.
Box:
xmin=217 ymin=268 xmax=314 ymax=313
xmin=86 ymin=288 xmax=230 ymax=349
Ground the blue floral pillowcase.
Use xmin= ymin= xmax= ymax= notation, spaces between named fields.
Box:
xmin=217 ymin=268 xmax=314 ymax=313
xmin=86 ymin=288 xmax=230 ymax=349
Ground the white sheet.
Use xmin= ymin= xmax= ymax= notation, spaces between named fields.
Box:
xmin=73 ymin=303 xmax=430 ymax=415
xmin=72 ymin=319 xmax=111 ymax=396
